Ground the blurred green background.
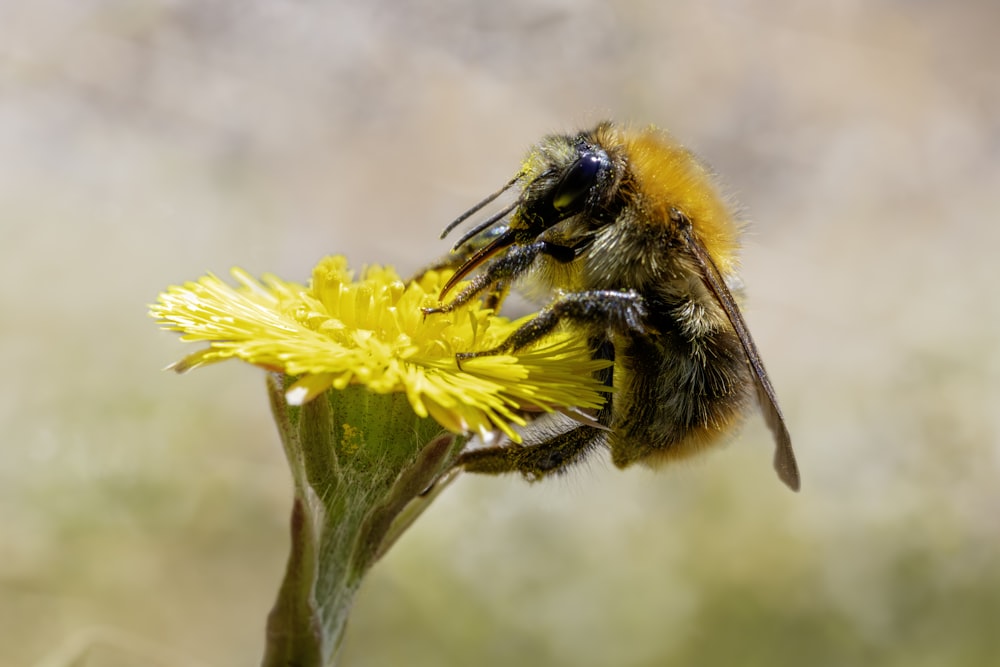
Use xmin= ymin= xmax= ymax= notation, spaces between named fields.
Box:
xmin=2 ymin=1 xmax=998 ymax=665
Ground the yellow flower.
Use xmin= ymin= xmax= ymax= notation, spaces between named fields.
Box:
xmin=150 ymin=256 xmax=610 ymax=442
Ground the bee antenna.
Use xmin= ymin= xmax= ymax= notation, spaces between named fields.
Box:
xmin=450 ymin=198 xmax=520 ymax=252
xmin=439 ymin=174 xmax=522 ymax=240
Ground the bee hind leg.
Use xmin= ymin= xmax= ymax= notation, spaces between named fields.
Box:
xmin=458 ymin=425 xmax=607 ymax=480
xmin=457 ymin=338 xmax=615 ymax=480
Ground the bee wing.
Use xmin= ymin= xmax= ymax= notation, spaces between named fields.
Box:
xmin=683 ymin=227 xmax=801 ymax=491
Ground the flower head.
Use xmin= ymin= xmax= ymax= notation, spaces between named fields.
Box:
xmin=150 ymin=256 xmax=610 ymax=441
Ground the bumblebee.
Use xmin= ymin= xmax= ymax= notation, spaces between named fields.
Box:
xmin=425 ymin=122 xmax=800 ymax=491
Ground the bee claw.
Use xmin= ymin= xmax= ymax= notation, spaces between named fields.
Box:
xmin=455 ymin=345 xmax=510 ymax=371
xmin=455 ymin=351 xmax=476 ymax=371
xmin=422 ymin=303 xmax=455 ymax=319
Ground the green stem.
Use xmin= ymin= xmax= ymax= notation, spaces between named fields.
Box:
xmin=261 ymin=374 xmax=465 ymax=667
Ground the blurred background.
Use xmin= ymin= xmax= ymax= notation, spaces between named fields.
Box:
xmin=2 ymin=1 xmax=998 ymax=665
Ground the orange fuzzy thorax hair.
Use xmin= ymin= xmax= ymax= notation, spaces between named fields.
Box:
xmin=602 ymin=124 xmax=742 ymax=276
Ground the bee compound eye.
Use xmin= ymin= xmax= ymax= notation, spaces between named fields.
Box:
xmin=551 ymin=151 xmax=607 ymax=212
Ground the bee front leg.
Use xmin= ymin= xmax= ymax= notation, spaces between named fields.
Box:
xmin=423 ymin=240 xmax=574 ymax=315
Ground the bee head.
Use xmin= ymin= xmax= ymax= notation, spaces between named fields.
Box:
xmin=510 ymin=127 xmax=619 ymax=240
xmin=439 ymin=125 xmax=622 ymax=251
xmin=434 ymin=125 xmax=623 ymax=294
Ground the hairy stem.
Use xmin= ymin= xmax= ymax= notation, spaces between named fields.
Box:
xmin=261 ymin=374 xmax=464 ymax=667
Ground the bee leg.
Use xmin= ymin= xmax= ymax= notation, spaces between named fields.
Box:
xmin=482 ymin=280 xmax=510 ymax=312
xmin=458 ymin=339 xmax=615 ymax=479
xmin=459 ymin=425 xmax=606 ymax=480
xmin=424 ymin=240 xmax=573 ymax=314
xmin=409 ymin=225 xmax=511 ymax=282
xmin=413 ymin=262 xmax=508 ymax=313
xmin=457 ymin=289 xmax=646 ymax=361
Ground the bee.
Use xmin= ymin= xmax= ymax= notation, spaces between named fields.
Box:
xmin=425 ymin=122 xmax=800 ymax=491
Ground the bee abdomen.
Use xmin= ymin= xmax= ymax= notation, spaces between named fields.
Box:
xmin=610 ymin=327 xmax=752 ymax=469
